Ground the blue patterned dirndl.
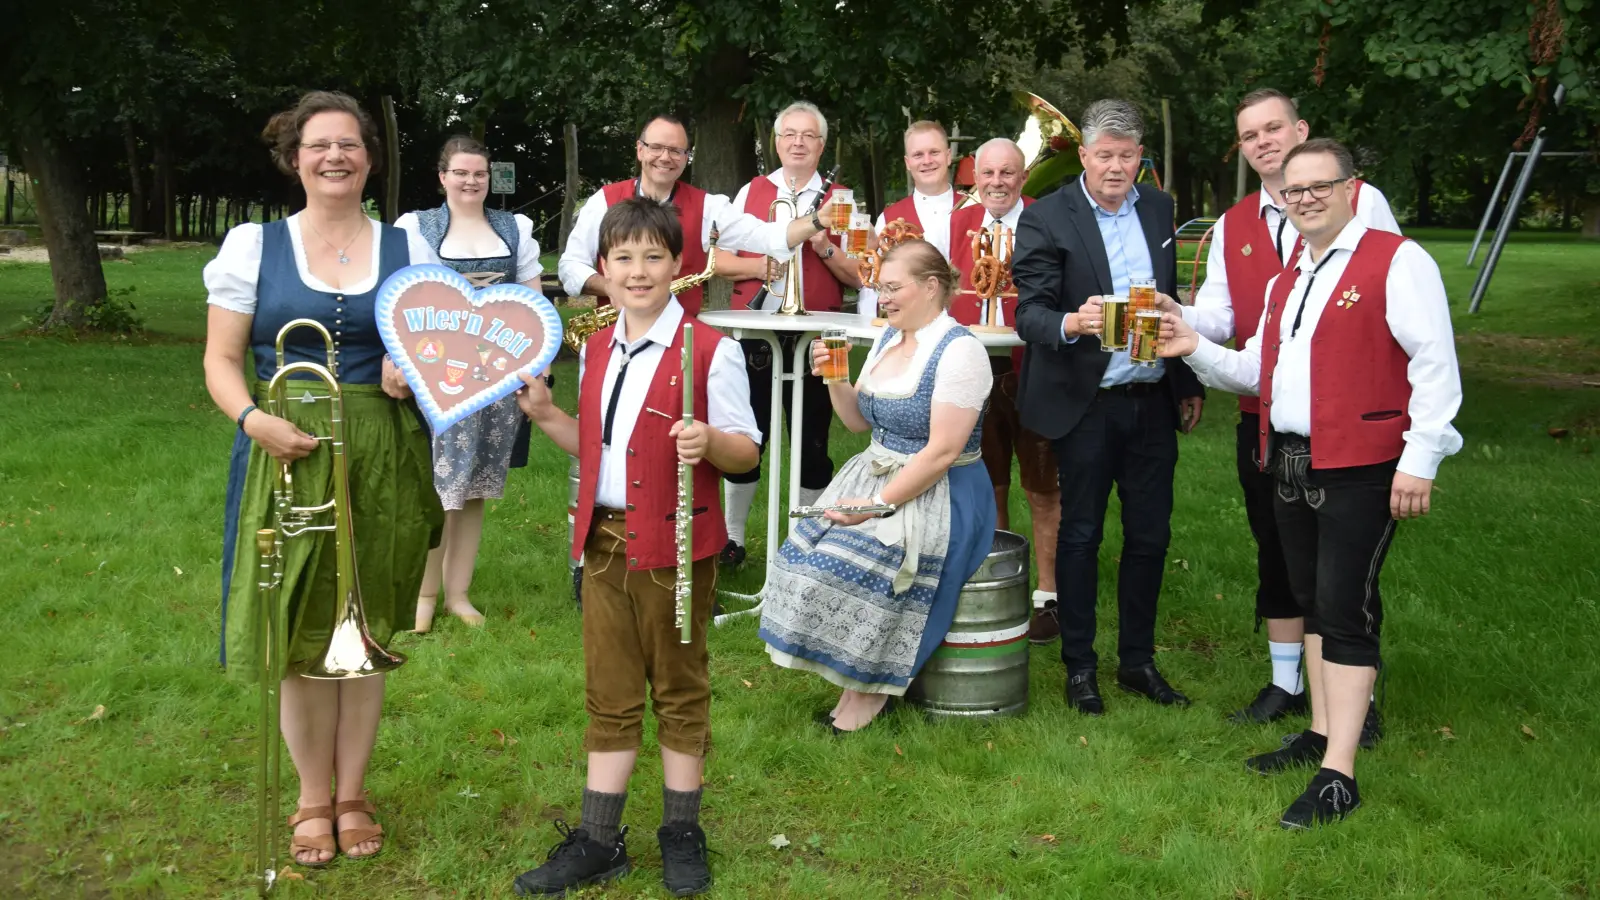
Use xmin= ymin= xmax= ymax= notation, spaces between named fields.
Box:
xmin=758 ymin=324 xmax=998 ymax=694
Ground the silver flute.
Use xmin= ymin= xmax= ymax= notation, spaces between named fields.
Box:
xmin=790 ymin=503 xmax=897 ymax=518
xmin=674 ymin=324 xmax=694 ymax=644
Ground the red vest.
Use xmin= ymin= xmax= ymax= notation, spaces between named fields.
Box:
xmin=948 ymin=199 xmax=1033 ymax=368
xmin=596 ymin=180 xmax=710 ymax=315
xmin=572 ymin=315 xmax=729 ymax=569
xmin=729 ymin=175 xmax=846 ymax=312
xmin=880 ymin=195 xmax=924 ymax=235
xmin=1222 ymin=180 xmax=1365 ymax=415
xmin=1257 ymin=229 xmax=1412 ymax=471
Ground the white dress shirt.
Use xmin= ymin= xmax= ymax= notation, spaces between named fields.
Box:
xmin=1185 ymin=219 xmax=1462 ymax=479
xmin=580 ymin=298 xmax=762 ymax=508
xmin=394 ymin=212 xmax=542 ymax=283
xmin=730 ymin=170 xmax=829 ymax=311
xmin=1186 ymin=182 xmax=1402 ymax=343
xmin=558 ymin=181 xmax=797 ymax=298
xmin=874 ymin=186 xmax=955 ymax=260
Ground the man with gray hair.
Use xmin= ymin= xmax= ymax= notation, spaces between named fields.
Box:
xmin=716 ymin=101 xmax=861 ymax=567
xmin=945 ymin=136 xmax=1063 ymax=643
xmin=1013 ymin=98 xmax=1206 ymax=716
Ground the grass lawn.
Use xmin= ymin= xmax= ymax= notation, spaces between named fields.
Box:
xmin=0 ymin=230 xmax=1597 ymax=898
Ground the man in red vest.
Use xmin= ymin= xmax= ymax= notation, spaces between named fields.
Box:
xmin=716 ymin=101 xmax=862 ymax=566
xmin=558 ymin=114 xmax=837 ymax=316
xmin=514 ymin=198 xmax=761 ymax=894
xmin=1164 ymin=89 xmax=1401 ymax=728
xmin=876 ymin=120 xmax=957 ymax=260
xmin=1159 ymin=138 xmax=1462 ymax=828
xmin=945 ymin=137 xmax=1063 ymax=643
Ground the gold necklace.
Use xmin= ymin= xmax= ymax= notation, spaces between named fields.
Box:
xmin=305 ymin=216 xmax=368 ymax=265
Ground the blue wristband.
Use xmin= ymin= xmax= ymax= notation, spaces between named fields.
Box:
xmin=237 ymin=404 xmax=257 ymax=428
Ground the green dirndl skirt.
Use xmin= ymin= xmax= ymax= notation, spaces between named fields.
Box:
xmin=221 ymin=382 xmax=443 ymax=681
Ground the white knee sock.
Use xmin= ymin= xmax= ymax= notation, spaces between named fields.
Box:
xmin=798 ymin=487 xmax=823 ymax=507
xmin=1269 ymin=641 xmax=1304 ymax=695
xmin=724 ymin=482 xmax=759 ymax=546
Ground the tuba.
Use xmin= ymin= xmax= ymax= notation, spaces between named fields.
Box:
xmin=954 ymin=91 xmax=1083 ymax=209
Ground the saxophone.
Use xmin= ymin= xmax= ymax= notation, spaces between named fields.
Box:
xmin=564 ymin=227 xmax=721 ymax=354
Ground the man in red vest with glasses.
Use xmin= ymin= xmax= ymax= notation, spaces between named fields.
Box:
xmin=1156 ymin=89 xmax=1401 ymax=729
xmin=716 ymin=101 xmax=862 ymax=567
xmin=559 ymin=114 xmax=837 ymax=316
xmin=944 ymin=137 xmax=1063 ymax=643
xmin=1158 ymin=138 xmax=1462 ymax=828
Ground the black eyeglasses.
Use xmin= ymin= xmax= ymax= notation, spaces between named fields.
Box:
xmin=638 ymin=141 xmax=692 ymax=162
xmin=1282 ymin=177 xmax=1349 ymax=205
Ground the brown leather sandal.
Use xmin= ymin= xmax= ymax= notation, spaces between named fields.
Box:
xmin=335 ymin=798 xmax=384 ymax=859
xmin=286 ymin=805 xmax=337 ymax=868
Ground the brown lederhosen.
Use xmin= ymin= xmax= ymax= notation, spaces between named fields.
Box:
xmin=980 ymin=358 xmax=1059 ymax=493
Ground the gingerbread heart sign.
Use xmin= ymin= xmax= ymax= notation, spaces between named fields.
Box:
xmin=375 ymin=265 xmax=563 ymax=434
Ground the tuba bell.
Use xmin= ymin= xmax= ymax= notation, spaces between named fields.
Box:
xmin=954 ymin=91 xmax=1083 ymax=209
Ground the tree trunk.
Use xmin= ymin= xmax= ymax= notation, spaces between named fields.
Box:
xmin=1582 ymin=196 xmax=1600 ymax=240
xmin=381 ymin=95 xmax=401 ymax=223
xmin=123 ymin=119 xmax=146 ymax=233
xmin=558 ymin=122 xmax=580 ymax=252
xmin=1413 ymin=154 xmax=1434 ymax=228
xmin=18 ymin=130 xmax=109 ymax=328
xmin=690 ymin=46 xmax=757 ymax=311
xmin=153 ymin=139 xmax=175 ymax=238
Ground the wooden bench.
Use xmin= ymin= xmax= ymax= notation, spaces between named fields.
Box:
xmin=93 ymin=230 xmax=156 ymax=246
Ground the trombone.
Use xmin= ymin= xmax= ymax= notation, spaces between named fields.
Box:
xmin=254 ymin=318 xmax=404 ymax=894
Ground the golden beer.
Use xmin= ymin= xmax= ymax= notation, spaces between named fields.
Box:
xmin=1100 ymin=298 xmax=1130 ymax=351
xmin=830 ymin=189 xmax=855 ymax=232
xmin=1131 ymin=278 xmax=1157 ymax=310
xmin=820 ymin=327 xmax=851 ymax=384
xmin=845 ymin=212 xmax=870 ymax=258
xmin=1129 ymin=308 xmax=1162 ymax=367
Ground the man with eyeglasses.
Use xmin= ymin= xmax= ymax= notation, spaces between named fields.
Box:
xmin=1155 ymin=89 xmax=1400 ymax=732
xmin=559 ymin=114 xmax=835 ymax=315
xmin=716 ymin=101 xmax=861 ymax=567
xmin=1157 ymin=138 xmax=1460 ymax=828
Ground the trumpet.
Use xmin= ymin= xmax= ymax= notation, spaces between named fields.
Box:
xmin=750 ymin=167 xmax=836 ymax=316
xmin=254 ymin=319 xmax=403 ymax=893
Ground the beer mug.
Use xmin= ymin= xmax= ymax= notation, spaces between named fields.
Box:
xmin=830 ymin=189 xmax=855 ymax=232
xmin=1099 ymin=296 xmax=1130 ymax=352
xmin=819 ymin=327 xmax=851 ymax=384
xmin=845 ymin=213 xmax=871 ymax=259
xmin=1130 ymin=277 xmax=1157 ymax=310
xmin=1128 ymin=308 xmax=1162 ymax=367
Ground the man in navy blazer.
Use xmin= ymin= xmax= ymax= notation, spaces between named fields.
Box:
xmin=1012 ymin=99 xmax=1205 ymax=715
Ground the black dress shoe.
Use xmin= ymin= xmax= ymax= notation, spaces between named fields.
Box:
xmin=1359 ymin=701 xmax=1383 ymax=749
xmin=1280 ymin=767 xmax=1361 ymax=830
xmin=812 ymin=708 xmax=836 ymax=727
xmin=718 ymin=541 xmax=746 ymax=568
xmin=1064 ymin=669 xmax=1104 ymax=715
xmin=657 ymin=823 xmax=714 ymax=896
xmin=1245 ymin=729 xmax=1327 ymax=775
xmin=512 ymin=821 xmax=631 ymax=896
xmin=1116 ymin=663 xmax=1190 ymax=707
xmin=1228 ymin=683 xmax=1309 ymax=724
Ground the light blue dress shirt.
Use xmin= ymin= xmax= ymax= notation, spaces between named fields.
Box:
xmin=1078 ymin=177 xmax=1164 ymax=385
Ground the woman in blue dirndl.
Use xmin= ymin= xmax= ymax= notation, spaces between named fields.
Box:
xmin=206 ymin=92 xmax=442 ymax=866
xmin=396 ymin=135 xmax=544 ymax=632
xmin=759 ymin=240 xmax=997 ymax=733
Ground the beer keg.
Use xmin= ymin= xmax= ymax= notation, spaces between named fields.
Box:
xmin=906 ymin=530 xmax=1030 ymax=718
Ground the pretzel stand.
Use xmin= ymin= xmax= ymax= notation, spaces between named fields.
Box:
xmin=968 ymin=220 xmax=1016 ymax=334
xmin=860 ymin=218 xmax=923 ymax=328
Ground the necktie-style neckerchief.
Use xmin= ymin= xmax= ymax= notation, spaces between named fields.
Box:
xmin=601 ymin=338 xmax=656 ymax=446
xmin=1288 ymin=250 xmax=1341 ymax=339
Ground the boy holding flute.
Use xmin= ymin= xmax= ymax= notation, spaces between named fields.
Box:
xmin=512 ymin=197 xmax=760 ymax=896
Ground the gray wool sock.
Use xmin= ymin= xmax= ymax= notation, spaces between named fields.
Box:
xmin=662 ymin=787 xmax=703 ymax=826
xmin=579 ymin=789 xmax=627 ymax=844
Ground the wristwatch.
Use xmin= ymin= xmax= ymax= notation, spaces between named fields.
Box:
xmin=821 ymin=245 xmax=836 ymax=259
xmin=872 ymin=492 xmax=898 ymax=517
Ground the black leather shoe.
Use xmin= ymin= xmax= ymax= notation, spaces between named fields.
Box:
xmin=1064 ymin=669 xmax=1104 ymax=715
xmin=513 ymin=821 xmax=631 ymax=896
xmin=1359 ymin=701 xmax=1383 ymax=749
xmin=1245 ymin=729 xmax=1327 ymax=775
xmin=718 ymin=541 xmax=746 ymax=568
xmin=657 ymin=823 xmax=713 ymax=896
xmin=1228 ymin=683 xmax=1309 ymax=724
xmin=1280 ymin=767 xmax=1361 ymax=830
xmin=812 ymin=708 xmax=836 ymax=727
xmin=1116 ymin=663 xmax=1190 ymax=707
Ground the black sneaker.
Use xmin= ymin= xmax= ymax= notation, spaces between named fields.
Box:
xmin=1244 ymin=729 xmax=1326 ymax=775
xmin=657 ymin=823 xmax=713 ymax=897
xmin=1228 ymin=683 xmax=1309 ymax=724
xmin=718 ymin=541 xmax=746 ymax=568
xmin=1280 ymin=767 xmax=1361 ymax=829
xmin=512 ymin=821 xmax=631 ymax=896
xmin=1359 ymin=701 xmax=1383 ymax=749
